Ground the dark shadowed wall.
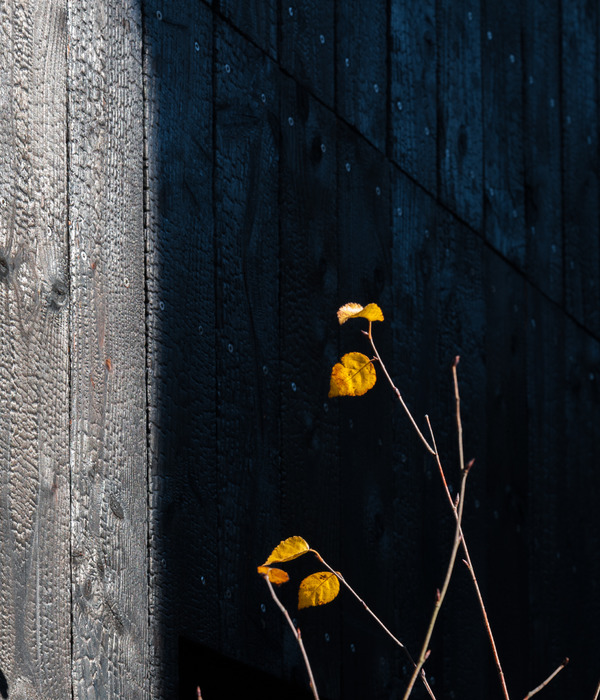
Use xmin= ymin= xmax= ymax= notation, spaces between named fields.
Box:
xmin=1 ymin=1 xmax=599 ymax=699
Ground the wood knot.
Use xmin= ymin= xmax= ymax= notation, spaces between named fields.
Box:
xmin=49 ymin=280 xmax=68 ymax=309
xmin=0 ymin=255 xmax=9 ymax=281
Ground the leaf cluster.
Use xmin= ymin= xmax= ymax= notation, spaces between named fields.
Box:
xmin=258 ymin=537 xmax=340 ymax=610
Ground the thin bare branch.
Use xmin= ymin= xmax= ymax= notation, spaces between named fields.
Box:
xmin=426 ymin=415 xmax=511 ymax=700
xmin=261 ymin=574 xmax=320 ymax=700
xmin=367 ymin=323 xmax=435 ymax=455
xmin=523 ymin=658 xmax=569 ymax=699
xmin=593 ymin=676 xmax=600 ymax=700
xmin=310 ymin=550 xmax=438 ymax=700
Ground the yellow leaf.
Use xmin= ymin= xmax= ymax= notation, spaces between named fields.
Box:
xmin=337 ymin=302 xmax=384 ymax=325
xmin=257 ymin=566 xmax=290 ymax=586
xmin=298 ymin=572 xmax=340 ymax=609
xmin=328 ymin=352 xmax=376 ymax=398
xmin=263 ymin=536 xmax=310 ymax=566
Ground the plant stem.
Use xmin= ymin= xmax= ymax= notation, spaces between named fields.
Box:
xmin=262 ymin=574 xmax=320 ymax=700
xmin=310 ymin=550 xmax=438 ymax=700
xmin=522 ymin=658 xmax=569 ymax=699
xmin=366 ymin=324 xmax=435 ymax=455
xmin=401 ymin=466 xmax=469 ymax=700
xmin=593 ymin=676 xmax=600 ymax=700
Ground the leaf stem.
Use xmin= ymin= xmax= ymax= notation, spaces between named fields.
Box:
xmin=522 ymin=658 xmax=569 ymax=699
xmin=310 ymin=550 xmax=438 ymax=700
xmin=261 ymin=574 xmax=320 ymax=700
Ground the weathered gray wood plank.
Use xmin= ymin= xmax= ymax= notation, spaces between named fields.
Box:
xmin=67 ymin=1 xmax=148 ymax=697
xmin=0 ymin=1 xmax=71 ymax=697
xmin=143 ymin=2 xmax=216 ymax=697
xmin=214 ymin=19 xmax=282 ymax=674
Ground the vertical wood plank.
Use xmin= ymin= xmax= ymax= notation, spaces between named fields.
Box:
xmin=67 ymin=1 xmax=148 ymax=697
xmin=0 ymin=1 xmax=71 ymax=697
xmin=560 ymin=322 xmax=600 ymax=696
xmin=522 ymin=0 xmax=563 ymax=303
xmin=219 ymin=0 xmax=277 ymax=58
xmin=335 ymin=0 xmax=387 ymax=151
xmin=438 ymin=0 xmax=483 ymax=231
xmin=143 ymin=2 xmax=215 ymax=697
xmin=280 ymin=0 xmax=334 ymax=108
xmin=278 ymin=78 xmax=340 ymax=697
xmin=390 ymin=0 xmax=437 ymax=195
xmin=337 ymin=127 xmax=393 ymax=700
xmin=484 ymin=253 xmax=529 ymax=694
xmin=214 ymin=19 xmax=281 ymax=674
xmin=391 ymin=171 xmax=438 ymax=693
xmin=482 ymin=0 xmax=525 ymax=266
xmin=563 ymin=0 xmax=600 ymax=334
xmin=526 ymin=290 xmax=566 ymax=693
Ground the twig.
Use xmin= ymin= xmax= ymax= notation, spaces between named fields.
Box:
xmin=366 ymin=324 xmax=435 ymax=455
xmin=522 ymin=658 xmax=569 ymax=699
xmin=310 ymin=550 xmax=438 ymax=700
xmin=261 ymin=574 xmax=320 ymax=700
xmin=593 ymin=676 xmax=600 ymax=700
xmin=401 ymin=463 xmax=469 ymax=700
xmin=426 ymin=420 xmax=511 ymax=698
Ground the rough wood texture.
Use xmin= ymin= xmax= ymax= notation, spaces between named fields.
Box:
xmin=280 ymin=0 xmax=335 ymax=108
xmin=143 ymin=2 xmax=216 ymax=697
xmin=335 ymin=0 xmax=387 ymax=151
xmin=482 ymin=0 xmax=525 ymax=266
xmin=214 ymin=18 xmax=281 ymax=674
xmin=337 ymin=127 xmax=394 ymax=700
xmin=219 ymin=0 xmax=277 ymax=58
xmin=438 ymin=0 xmax=483 ymax=231
xmin=0 ymin=1 xmax=71 ymax=697
xmin=523 ymin=0 xmax=563 ymax=303
xmin=279 ymin=77 xmax=340 ymax=697
xmin=390 ymin=0 xmax=437 ymax=195
xmin=562 ymin=0 xmax=600 ymax=334
xmin=67 ymin=1 xmax=148 ymax=697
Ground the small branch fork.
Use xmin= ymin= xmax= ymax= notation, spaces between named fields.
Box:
xmin=367 ymin=320 xmax=571 ymax=700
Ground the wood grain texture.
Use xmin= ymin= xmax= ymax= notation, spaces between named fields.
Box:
xmin=391 ymin=171 xmax=441 ymax=696
xmin=562 ymin=0 xmax=600 ymax=334
xmin=482 ymin=0 xmax=525 ymax=266
xmin=526 ymin=289 xmax=566 ymax=696
xmin=143 ymin=2 xmax=215 ymax=697
xmin=67 ymin=1 xmax=148 ymax=697
xmin=219 ymin=0 xmax=277 ymax=58
xmin=280 ymin=0 xmax=334 ymax=108
xmin=337 ymin=126 xmax=394 ymax=700
xmin=214 ymin=19 xmax=282 ymax=675
xmin=335 ymin=0 xmax=387 ymax=151
xmin=278 ymin=77 xmax=340 ymax=698
xmin=390 ymin=0 xmax=437 ymax=195
xmin=438 ymin=0 xmax=483 ymax=231
xmin=522 ymin=0 xmax=563 ymax=303
xmin=0 ymin=1 xmax=71 ymax=697
xmin=484 ymin=253 xmax=529 ymax=695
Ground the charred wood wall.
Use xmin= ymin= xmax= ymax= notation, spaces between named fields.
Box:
xmin=0 ymin=1 xmax=599 ymax=699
